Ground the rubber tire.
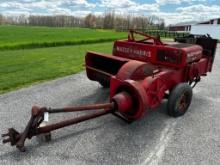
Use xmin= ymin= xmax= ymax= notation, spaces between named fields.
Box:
xmin=167 ymin=83 xmax=192 ymax=117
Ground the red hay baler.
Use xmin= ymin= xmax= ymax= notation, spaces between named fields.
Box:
xmin=2 ymin=30 xmax=218 ymax=152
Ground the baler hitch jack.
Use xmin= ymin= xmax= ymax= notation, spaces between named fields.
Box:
xmin=2 ymin=103 xmax=115 ymax=152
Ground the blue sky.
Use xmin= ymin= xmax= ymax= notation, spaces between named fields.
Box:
xmin=0 ymin=0 xmax=220 ymax=25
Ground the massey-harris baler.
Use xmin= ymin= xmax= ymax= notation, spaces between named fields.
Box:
xmin=2 ymin=30 xmax=217 ymax=152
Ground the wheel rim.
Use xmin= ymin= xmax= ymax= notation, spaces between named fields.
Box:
xmin=175 ymin=91 xmax=189 ymax=113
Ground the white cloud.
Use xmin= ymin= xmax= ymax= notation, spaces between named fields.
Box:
xmin=0 ymin=0 xmax=96 ymax=15
xmin=177 ymin=4 xmax=220 ymax=13
xmin=48 ymin=7 xmax=72 ymax=15
xmin=48 ymin=7 xmax=91 ymax=17
xmin=99 ymin=0 xmax=218 ymax=21
xmin=100 ymin=0 xmax=136 ymax=8
xmin=127 ymin=4 xmax=160 ymax=12
xmin=151 ymin=4 xmax=220 ymax=25
xmin=3 ymin=10 xmax=31 ymax=16
xmin=0 ymin=0 xmax=219 ymax=25
xmin=100 ymin=0 xmax=159 ymax=13
xmin=61 ymin=0 xmax=96 ymax=8
xmin=151 ymin=11 xmax=193 ymax=25
xmin=0 ymin=1 xmax=60 ymax=9
xmin=156 ymin=0 xmax=206 ymax=5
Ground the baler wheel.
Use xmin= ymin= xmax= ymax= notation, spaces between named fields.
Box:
xmin=167 ymin=83 xmax=192 ymax=117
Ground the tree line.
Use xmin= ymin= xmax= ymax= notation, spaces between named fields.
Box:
xmin=0 ymin=12 xmax=165 ymax=30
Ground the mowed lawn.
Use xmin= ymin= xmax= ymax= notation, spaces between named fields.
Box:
xmin=0 ymin=42 xmax=113 ymax=94
xmin=0 ymin=25 xmax=126 ymax=50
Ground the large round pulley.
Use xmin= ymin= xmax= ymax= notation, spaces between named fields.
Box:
xmin=143 ymin=77 xmax=167 ymax=109
xmin=112 ymin=80 xmax=148 ymax=121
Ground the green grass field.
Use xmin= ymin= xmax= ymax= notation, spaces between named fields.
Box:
xmin=0 ymin=42 xmax=113 ymax=94
xmin=0 ymin=25 xmax=172 ymax=94
xmin=0 ymin=25 xmax=126 ymax=50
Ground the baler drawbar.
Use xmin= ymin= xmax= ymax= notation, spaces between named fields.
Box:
xmin=2 ymin=30 xmax=218 ymax=152
xmin=2 ymin=103 xmax=115 ymax=152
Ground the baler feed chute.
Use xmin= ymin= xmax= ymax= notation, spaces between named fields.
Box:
xmin=86 ymin=52 xmax=128 ymax=87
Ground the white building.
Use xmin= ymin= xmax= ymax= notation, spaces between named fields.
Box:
xmin=190 ymin=18 xmax=220 ymax=40
xmin=169 ymin=18 xmax=220 ymax=40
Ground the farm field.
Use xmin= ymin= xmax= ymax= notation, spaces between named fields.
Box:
xmin=0 ymin=25 xmax=127 ymax=94
xmin=0 ymin=25 xmax=173 ymax=94
xmin=0 ymin=42 xmax=113 ymax=94
xmin=0 ymin=25 xmax=126 ymax=50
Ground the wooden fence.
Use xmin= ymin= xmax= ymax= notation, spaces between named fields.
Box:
xmin=117 ymin=29 xmax=189 ymax=38
xmin=146 ymin=30 xmax=189 ymax=38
